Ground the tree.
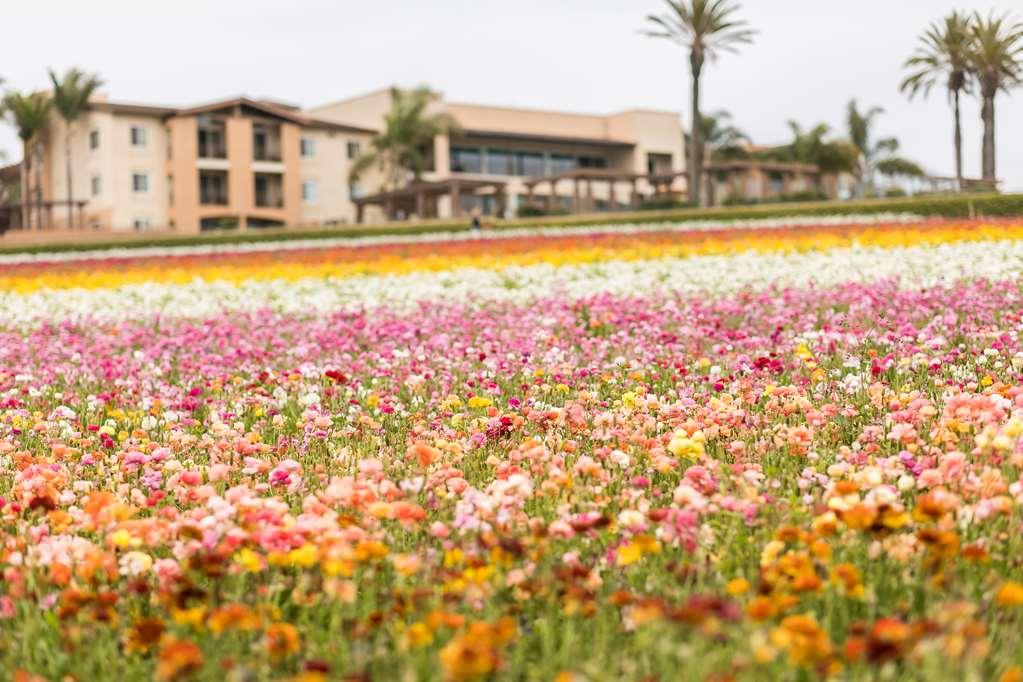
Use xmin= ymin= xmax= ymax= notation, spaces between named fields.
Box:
xmin=845 ymin=100 xmax=922 ymax=197
xmin=644 ymin=0 xmax=755 ymax=207
xmin=966 ymin=12 xmax=1023 ymax=183
xmin=900 ymin=11 xmax=973 ymax=189
xmin=349 ymin=87 xmax=460 ymax=190
xmin=2 ymin=91 xmax=51 ymax=229
xmin=695 ymin=109 xmax=749 ymax=164
xmin=49 ymin=68 xmax=103 ymax=229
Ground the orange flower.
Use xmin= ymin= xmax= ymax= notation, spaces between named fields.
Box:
xmin=156 ymin=637 xmax=204 ymax=681
xmin=996 ymin=582 xmax=1023 ymax=608
xmin=771 ymin=614 xmax=833 ymax=667
xmin=123 ymin=617 xmax=166 ymax=653
xmin=439 ymin=634 xmax=499 ymax=681
xmin=207 ymin=603 xmax=261 ymax=634
xmin=265 ymin=622 xmax=302 ymax=659
xmin=407 ymin=441 xmax=440 ymax=467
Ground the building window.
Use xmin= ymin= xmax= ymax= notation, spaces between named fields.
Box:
xmin=646 ymin=152 xmax=673 ymax=175
xmin=301 ymin=138 xmax=316 ymax=158
xmin=90 ymin=175 xmax=101 ymax=197
xmin=514 ymin=152 xmax=544 ymax=177
xmin=484 ymin=149 xmax=512 ymax=176
xmin=349 ymin=183 xmax=363 ymax=200
xmin=130 ymin=126 xmax=148 ymax=147
xmin=578 ymin=155 xmax=606 ymax=169
xmin=451 ymin=146 xmax=482 ymax=174
xmin=133 ymin=217 xmax=152 ymax=231
xmin=302 ymin=180 xmax=319 ymax=204
xmin=132 ymin=172 xmax=149 ymax=193
xmin=89 ymin=130 xmax=100 ymax=150
xmin=548 ymin=154 xmax=576 ymax=175
xmin=346 ymin=141 xmax=361 ymax=160
xmin=200 ymin=170 xmax=229 ymax=205
xmin=197 ymin=116 xmax=227 ymax=159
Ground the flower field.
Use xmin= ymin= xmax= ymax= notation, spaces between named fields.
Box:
xmin=5 ymin=215 xmax=1023 ymax=681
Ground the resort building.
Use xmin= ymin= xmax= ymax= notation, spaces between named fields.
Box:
xmin=309 ymin=88 xmax=686 ymax=222
xmin=7 ymin=95 xmax=373 ymax=233
xmin=1 ymin=88 xmax=685 ymax=233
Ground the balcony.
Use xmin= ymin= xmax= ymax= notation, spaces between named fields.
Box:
xmin=197 ymin=116 xmax=227 ymax=160
xmin=253 ymin=122 xmax=282 ymax=162
xmin=199 ymin=170 xmax=229 ymax=205
xmin=254 ymin=173 xmax=284 ymax=208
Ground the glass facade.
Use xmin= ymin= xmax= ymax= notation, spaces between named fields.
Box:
xmin=450 ymin=145 xmax=609 ymax=177
xmin=514 ymin=152 xmax=544 ymax=176
xmin=451 ymin=147 xmax=482 ymax=173
xmin=485 ymin=149 xmax=512 ymax=175
xmin=547 ymin=154 xmax=576 ymax=175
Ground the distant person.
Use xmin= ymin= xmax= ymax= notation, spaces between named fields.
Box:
xmin=470 ymin=207 xmax=483 ymax=234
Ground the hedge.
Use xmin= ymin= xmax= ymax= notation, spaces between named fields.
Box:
xmin=2 ymin=192 xmax=1022 ymax=256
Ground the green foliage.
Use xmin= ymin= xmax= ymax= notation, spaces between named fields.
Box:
xmin=2 ymin=91 xmax=52 ymax=143
xmin=48 ymin=68 xmax=103 ymax=124
xmin=901 ymin=11 xmax=974 ymax=100
xmin=876 ymin=157 xmax=925 ymax=178
xmin=643 ymin=0 xmax=756 ymax=62
xmin=349 ymin=87 xmax=460 ymax=189
xmin=966 ymin=11 xmax=1023 ymax=98
xmin=638 ymin=196 xmax=697 ymax=211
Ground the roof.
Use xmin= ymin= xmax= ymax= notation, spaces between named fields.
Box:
xmin=0 ymin=162 xmax=21 ymax=181
xmin=175 ymin=96 xmax=311 ymax=124
xmin=88 ymin=101 xmax=178 ymax=117
xmin=85 ymin=95 xmax=374 ymax=134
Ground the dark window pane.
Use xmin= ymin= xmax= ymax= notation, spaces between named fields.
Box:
xmin=450 ymin=147 xmax=481 ymax=173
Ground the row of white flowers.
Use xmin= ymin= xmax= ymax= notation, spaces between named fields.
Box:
xmin=1 ymin=238 xmax=1019 ymax=326
xmin=0 ymin=213 xmax=922 ymax=265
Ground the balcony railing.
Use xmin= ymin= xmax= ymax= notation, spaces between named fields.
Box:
xmin=200 ymin=190 xmax=228 ymax=206
xmin=254 ymin=194 xmax=284 ymax=208
xmin=198 ymin=141 xmax=227 ymax=159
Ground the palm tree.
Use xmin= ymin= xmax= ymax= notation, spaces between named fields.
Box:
xmin=49 ymin=68 xmax=103 ymax=229
xmin=696 ymin=109 xmax=749 ymax=164
xmin=349 ymin=87 xmax=460 ymax=190
xmin=692 ymin=109 xmax=749 ymax=204
xmin=845 ymin=100 xmax=923 ymax=196
xmin=2 ymin=91 xmax=51 ymax=230
xmin=966 ymin=12 xmax=1023 ymax=183
xmin=643 ymin=0 xmax=755 ymax=207
xmin=900 ymin=11 xmax=973 ymax=190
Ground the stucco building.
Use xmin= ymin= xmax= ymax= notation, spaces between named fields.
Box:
xmin=3 ymin=88 xmax=686 ymax=233
xmin=309 ymin=88 xmax=686 ymax=222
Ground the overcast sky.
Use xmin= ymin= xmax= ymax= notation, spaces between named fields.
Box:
xmin=2 ymin=0 xmax=1021 ymax=190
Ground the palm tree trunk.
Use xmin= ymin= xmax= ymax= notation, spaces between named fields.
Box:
xmin=689 ymin=52 xmax=703 ymax=207
xmin=34 ymin=142 xmax=45 ymax=230
xmin=952 ymin=89 xmax=963 ymax=191
xmin=65 ymin=123 xmax=74 ymax=229
xmin=20 ymin=141 xmax=30 ymax=230
xmin=980 ymin=94 xmax=995 ymax=182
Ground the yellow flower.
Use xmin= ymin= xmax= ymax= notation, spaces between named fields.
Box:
xmin=235 ymin=548 xmax=263 ymax=573
xmin=467 ymin=396 xmax=492 ymax=409
xmin=667 ymin=429 xmax=705 ymax=459
xmin=405 ymin=622 xmax=434 ymax=648
xmin=110 ymin=528 xmax=137 ymax=549
xmin=726 ymin=578 xmax=750 ymax=596
xmin=287 ymin=543 xmax=319 ymax=568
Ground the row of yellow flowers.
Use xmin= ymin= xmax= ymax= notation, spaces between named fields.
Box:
xmin=4 ymin=220 xmax=1021 ymax=293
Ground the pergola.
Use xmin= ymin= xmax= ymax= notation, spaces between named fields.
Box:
xmin=353 ymin=178 xmax=508 ymax=223
xmin=522 ymin=169 xmax=688 ymax=213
